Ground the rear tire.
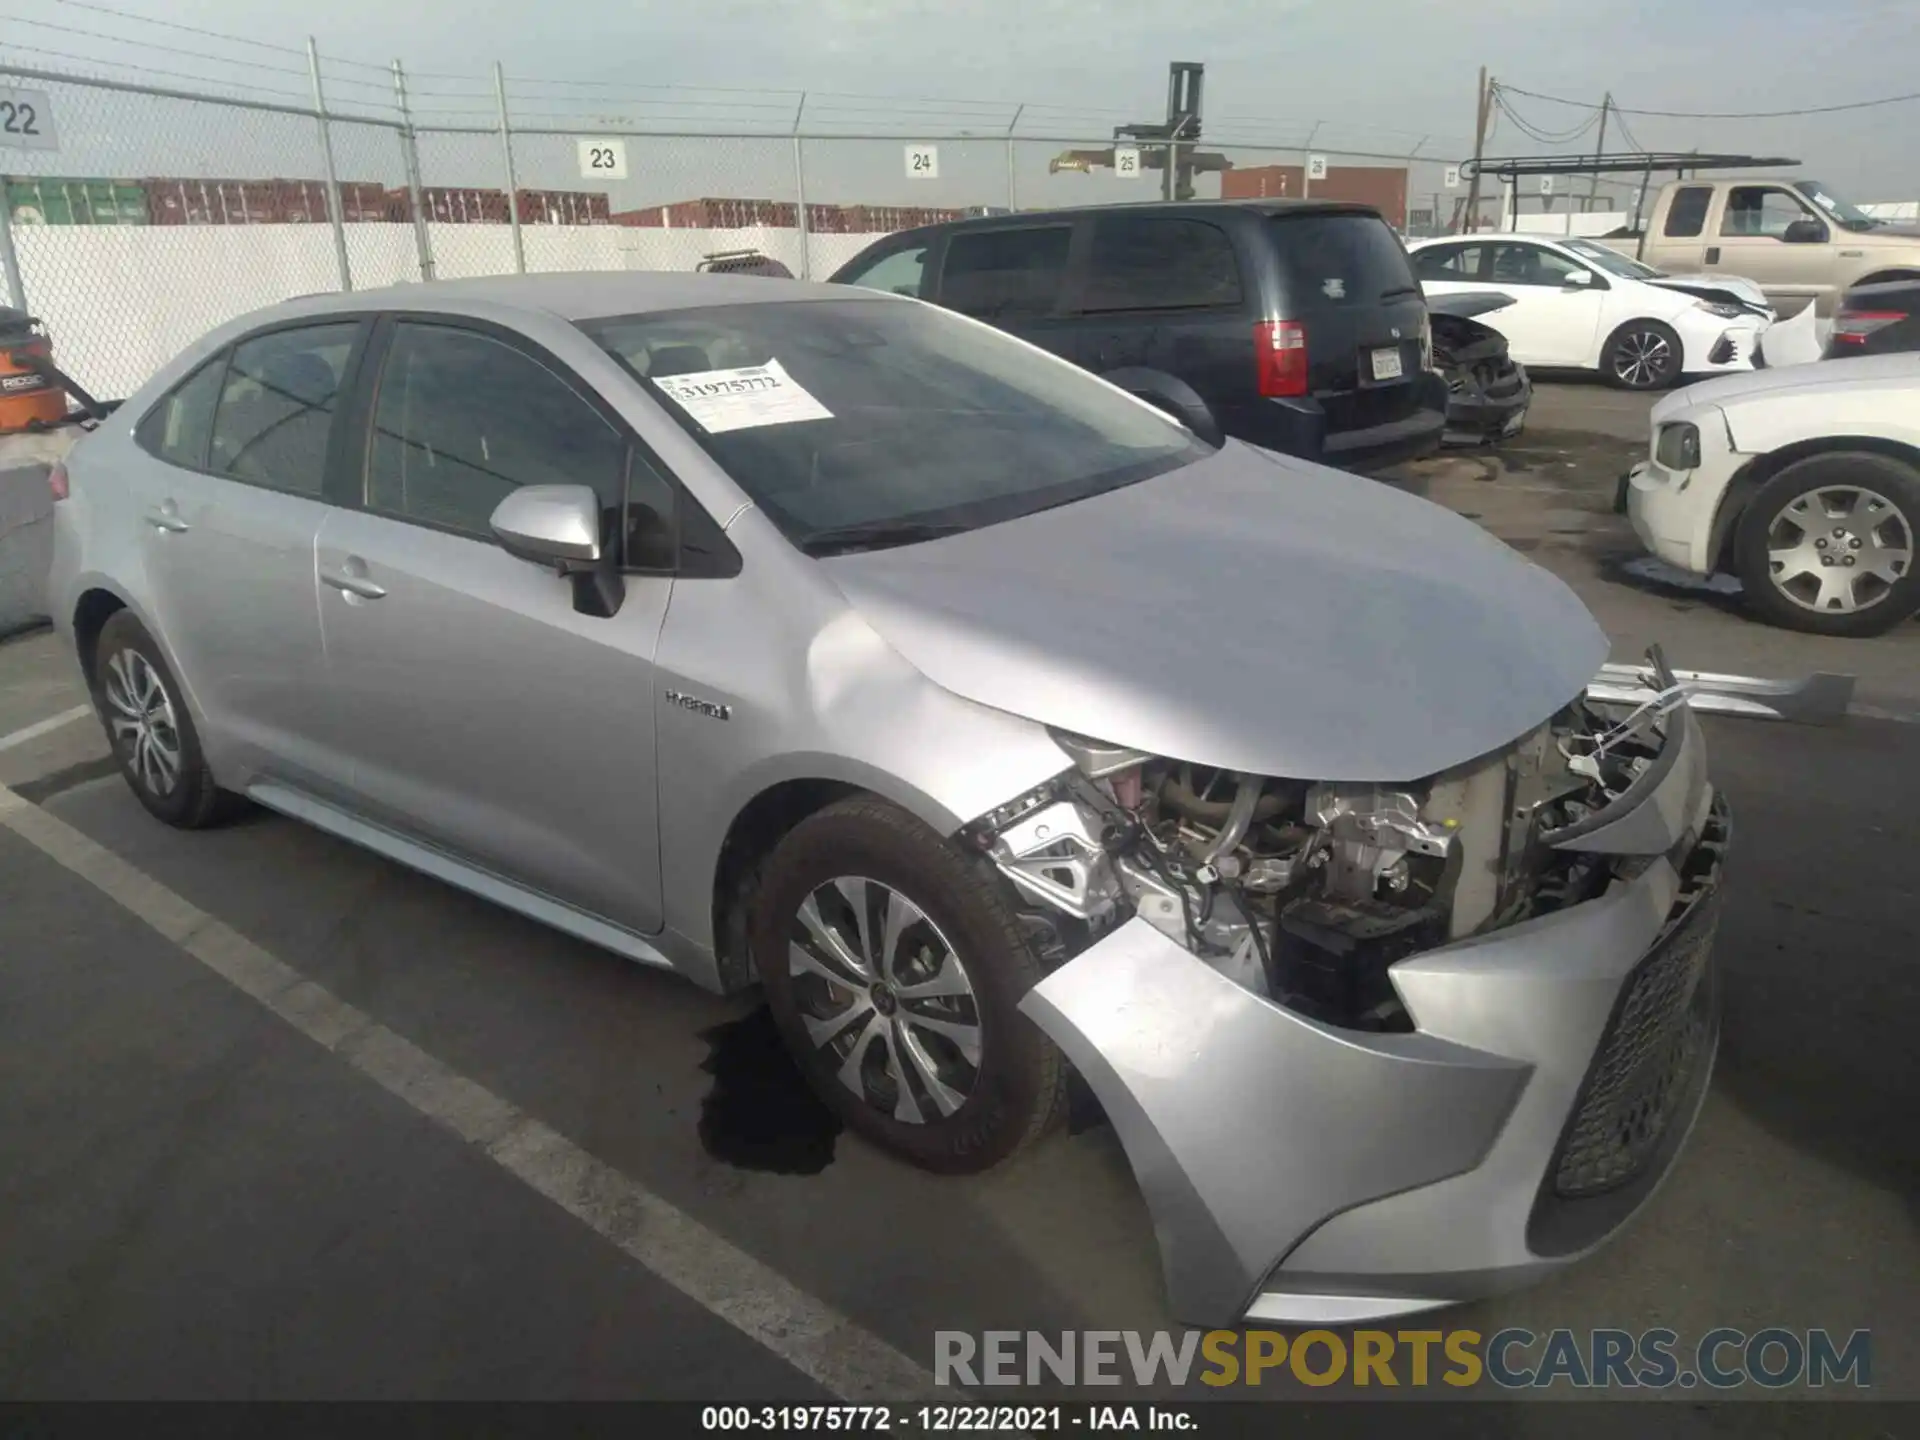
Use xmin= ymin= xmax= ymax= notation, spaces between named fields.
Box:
xmin=90 ymin=611 xmax=244 ymax=828
xmin=1732 ymin=452 xmax=1920 ymax=637
xmin=1601 ymin=320 xmax=1684 ymax=391
xmin=751 ymin=796 xmax=1066 ymax=1174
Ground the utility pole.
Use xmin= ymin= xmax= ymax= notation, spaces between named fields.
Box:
xmin=1463 ymin=67 xmax=1492 ymax=233
xmin=1586 ymin=92 xmax=1611 ymax=213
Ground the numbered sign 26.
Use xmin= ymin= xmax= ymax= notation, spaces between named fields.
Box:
xmin=905 ymin=145 xmax=939 ymax=180
xmin=577 ymin=138 xmax=628 ymax=180
xmin=0 ymin=89 xmax=59 ymax=152
xmin=1113 ymin=145 xmax=1142 ymax=180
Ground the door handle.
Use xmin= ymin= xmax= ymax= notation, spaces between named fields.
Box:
xmin=320 ymin=566 xmax=387 ymax=600
xmin=144 ymin=503 xmax=189 ymax=534
xmin=1705 ymin=247 xmax=1721 ymax=265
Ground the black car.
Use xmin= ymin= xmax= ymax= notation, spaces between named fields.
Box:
xmin=1825 ymin=278 xmax=1920 ymax=357
xmin=826 ymin=200 xmax=1448 ymax=472
xmin=1426 ymin=292 xmax=1531 ymax=445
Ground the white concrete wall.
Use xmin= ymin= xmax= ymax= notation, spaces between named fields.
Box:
xmin=12 ymin=222 xmax=891 ymax=401
xmin=1511 ymin=212 xmax=1631 ymax=238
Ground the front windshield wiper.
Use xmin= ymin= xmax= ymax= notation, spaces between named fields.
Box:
xmin=797 ymin=518 xmax=972 ymax=556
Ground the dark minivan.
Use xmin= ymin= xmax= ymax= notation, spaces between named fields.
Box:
xmin=826 ymin=199 xmax=1448 ymax=471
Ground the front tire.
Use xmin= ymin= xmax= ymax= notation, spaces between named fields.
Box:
xmin=1732 ymin=452 xmax=1920 ymax=636
xmin=752 ymin=796 xmax=1066 ymax=1174
xmin=90 ymin=611 xmax=244 ymax=827
xmin=1601 ymin=319 xmax=1683 ymax=390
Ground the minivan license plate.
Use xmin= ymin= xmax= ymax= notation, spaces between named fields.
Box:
xmin=1370 ymin=347 xmax=1404 ymax=381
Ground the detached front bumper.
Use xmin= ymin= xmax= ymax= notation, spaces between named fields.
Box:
xmin=1021 ymin=707 xmax=1725 ymax=1327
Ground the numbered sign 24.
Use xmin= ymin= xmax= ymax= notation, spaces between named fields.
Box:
xmin=0 ymin=89 xmax=59 ymax=152
xmin=1113 ymin=145 xmax=1142 ymax=180
xmin=905 ymin=145 xmax=939 ymax=180
xmin=577 ymin=138 xmax=628 ymax=180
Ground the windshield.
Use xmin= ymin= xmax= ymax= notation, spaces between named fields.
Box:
xmin=1562 ymin=238 xmax=1660 ymax=280
xmin=586 ymin=298 xmax=1206 ymax=550
xmin=1793 ymin=180 xmax=1879 ymax=233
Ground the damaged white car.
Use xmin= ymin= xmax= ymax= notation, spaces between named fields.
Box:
xmin=50 ymin=272 xmax=1728 ymax=1328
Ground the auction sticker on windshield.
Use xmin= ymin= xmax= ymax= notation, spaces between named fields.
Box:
xmin=651 ymin=359 xmax=833 ymax=434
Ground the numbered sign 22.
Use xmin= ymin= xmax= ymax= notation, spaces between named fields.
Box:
xmin=576 ymin=138 xmax=628 ymax=180
xmin=1113 ymin=145 xmax=1142 ymax=180
xmin=905 ymin=145 xmax=939 ymax=180
xmin=0 ymin=89 xmax=59 ymax=152
xmin=1539 ymin=175 xmax=1554 ymax=196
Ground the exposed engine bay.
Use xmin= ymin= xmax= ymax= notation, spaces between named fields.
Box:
xmin=965 ymin=695 xmax=1680 ymax=1032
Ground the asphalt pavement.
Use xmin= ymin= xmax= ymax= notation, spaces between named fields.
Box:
xmin=2 ymin=384 xmax=1916 ymax=1416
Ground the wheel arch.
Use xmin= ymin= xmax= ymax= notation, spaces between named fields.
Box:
xmin=71 ymin=585 xmax=130 ymax=689
xmin=1710 ymin=435 xmax=1920 ymax=571
xmin=1851 ymin=269 xmax=1920 ymax=289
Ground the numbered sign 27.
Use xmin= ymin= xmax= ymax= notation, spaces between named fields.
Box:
xmin=1443 ymin=164 xmax=1461 ymax=190
xmin=0 ymin=89 xmax=59 ymax=152
xmin=1113 ymin=145 xmax=1142 ymax=179
xmin=577 ymin=138 xmax=628 ymax=180
xmin=905 ymin=145 xmax=939 ymax=180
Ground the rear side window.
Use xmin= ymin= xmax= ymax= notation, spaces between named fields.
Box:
xmin=208 ymin=323 xmax=358 ymax=496
xmin=938 ymin=226 xmax=1070 ymax=319
xmin=1664 ymin=186 xmax=1713 ymax=239
xmin=135 ymin=355 xmax=226 ymax=470
xmin=1269 ymin=214 xmax=1420 ymax=309
xmin=1082 ymin=217 xmax=1242 ymax=312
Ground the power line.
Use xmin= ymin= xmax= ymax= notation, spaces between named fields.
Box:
xmin=1491 ymin=87 xmax=1602 ymax=145
xmin=1497 ymin=79 xmax=1920 ymax=120
xmin=0 ymin=14 xmax=397 ymax=91
xmin=19 ymin=0 xmax=397 ymax=71
xmin=0 ymin=40 xmax=311 ymax=101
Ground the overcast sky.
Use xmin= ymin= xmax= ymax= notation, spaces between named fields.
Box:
xmin=3 ymin=0 xmax=1916 ymax=210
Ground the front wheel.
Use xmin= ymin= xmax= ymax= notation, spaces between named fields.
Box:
xmin=1601 ymin=320 xmax=1684 ymax=391
xmin=1732 ymin=452 xmax=1920 ymax=636
xmin=751 ymin=796 xmax=1066 ymax=1173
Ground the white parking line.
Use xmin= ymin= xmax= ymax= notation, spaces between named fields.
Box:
xmin=0 ymin=704 xmax=91 ymax=755
xmin=0 ymin=778 xmax=936 ymax=1403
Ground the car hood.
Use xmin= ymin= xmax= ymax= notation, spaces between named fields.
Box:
xmin=1655 ymin=350 xmax=1920 ymax=421
xmin=1642 ymin=273 xmax=1773 ymax=313
xmin=818 ymin=443 xmax=1607 ymax=782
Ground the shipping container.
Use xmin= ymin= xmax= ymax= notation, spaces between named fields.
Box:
xmin=1220 ymin=163 xmax=1409 ymax=227
xmin=4 ymin=176 xmax=149 ymax=226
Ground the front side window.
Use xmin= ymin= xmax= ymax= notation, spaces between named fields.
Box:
xmin=937 ymin=226 xmax=1071 ymax=320
xmin=366 ymin=323 xmax=628 ymax=545
xmin=1413 ymin=244 xmax=1485 ymax=281
xmin=1664 ymin=186 xmax=1713 ymax=239
xmin=208 ymin=323 xmax=359 ymax=496
xmin=136 ymin=354 xmax=226 ymax=469
xmin=1081 ymin=217 xmax=1242 ymax=312
xmin=586 ymin=297 xmax=1203 ymax=551
xmin=1489 ymin=244 xmax=1589 ymax=287
xmin=841 ymin=244 xmax=928 ymax=297
xmin=1722 ymin=187 xmax=1821 ymax=240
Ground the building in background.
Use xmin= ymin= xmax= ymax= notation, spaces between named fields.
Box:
xmin=1220 ymin=164 xmax=1408 ymax=229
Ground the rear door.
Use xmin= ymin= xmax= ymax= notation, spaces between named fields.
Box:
xmin=314 ymin=317 xmax=676 ymax=934
xmin=927 ymin=222 xmax=1082 ymax=358
xmin=1267 ymin=211 xmax=1429 ymax=425
xmin=1069 ymin=212 xmax=1253 ymax=414
xmin=1647 ymin=184 xmax=1715 ymax=276
xmin=127 ymin=319 xmax=366 ymax=796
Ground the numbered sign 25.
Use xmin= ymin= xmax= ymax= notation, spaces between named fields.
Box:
xmin=0 ymin=89 xmax=59 ymax=152
xmin=576 ymin=138 xmax=628 ymax=180
xmin=1113 ymin=146 xmax=1142 ymax=180
xmin=905 ymin=145 xmax=939 ymax=180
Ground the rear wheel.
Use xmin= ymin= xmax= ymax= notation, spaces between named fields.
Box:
xmin=1733 ymin=452 xmax=1920 ymax=636
xmin=751 ymin=796 xmax=1065 ymax=1174
xmin=1601 ymin=320 xmax=1683 ymax=390
xmin=90 ymin=611 xmax=244 ymax=827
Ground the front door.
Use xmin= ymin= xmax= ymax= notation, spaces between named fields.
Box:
xmin=1480 ymin=243 xmax=1609 ymax=366
xmin=1708 ymin=185 xmax=1830 ymax=315
xmin=127 ymin=320 xmax=363 ymax=795
xmin=315 ymin=318 xmax=673 ymax=934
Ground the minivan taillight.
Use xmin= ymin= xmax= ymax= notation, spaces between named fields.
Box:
xmin=1255 ymin=320 xmax=1308 ymax=398
xmin=47 ymin=460 xmax=68 ymax=502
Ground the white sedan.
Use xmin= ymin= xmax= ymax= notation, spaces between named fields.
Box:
xmin=1625 ymin=352 xmax=1920 ymax=636
xmin=1407 ymin=234 xmax=1774 ymax=391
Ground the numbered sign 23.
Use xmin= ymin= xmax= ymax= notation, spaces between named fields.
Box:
xmin=0 ymin=89 xmax=59 ymax=152
xmin=905 ymin=145 xmax=939 ymax=180
xmin=577 ymin=138 xmax=628 ymax=180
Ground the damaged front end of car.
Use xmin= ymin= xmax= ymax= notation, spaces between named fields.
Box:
xmin=964 ymin=658 xmax=1728 ymax=1326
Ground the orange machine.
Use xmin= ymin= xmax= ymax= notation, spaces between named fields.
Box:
xmin=0 ymin=308 xmax=72 ymax=432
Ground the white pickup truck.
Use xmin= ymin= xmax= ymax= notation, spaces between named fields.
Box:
xmin=1598 ymin=178 xmax=1920 ymax=317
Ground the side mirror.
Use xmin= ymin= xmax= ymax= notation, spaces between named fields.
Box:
xmin=491 ymin=484 xmax=602 ymax=566
xmin=1563 ymin=269 xmax=1594 ymax=287
xmin=1782 ymin=219 xmax=1828 ymax=244
xmin=489 ymin=484 xmax=625 ymax=618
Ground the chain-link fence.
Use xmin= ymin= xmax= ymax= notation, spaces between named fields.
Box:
xmin=0 ymin=57 xmax=1447 ymax=401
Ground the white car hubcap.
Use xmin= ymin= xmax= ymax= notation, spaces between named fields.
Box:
xmin=1766 ymin=485 xmax=1913 ymax=614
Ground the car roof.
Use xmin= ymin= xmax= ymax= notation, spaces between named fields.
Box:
xmin=261 ymin=269 xmax=865 ymax=325
xmin=901 ymin=198 xmax=1381 ymax=231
